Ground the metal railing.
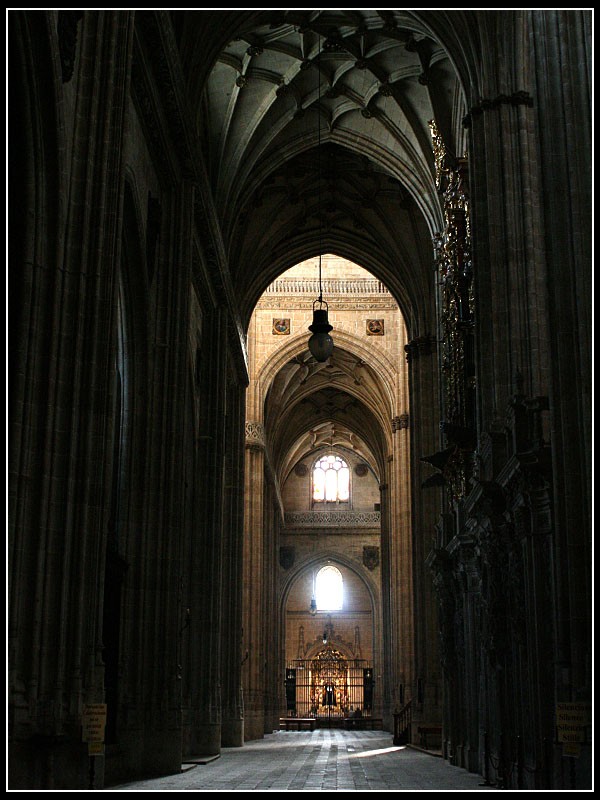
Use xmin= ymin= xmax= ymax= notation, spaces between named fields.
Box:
xmin=393 ymin=700 xmax=412 ymax=745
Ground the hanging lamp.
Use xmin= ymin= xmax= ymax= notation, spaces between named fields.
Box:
xmin=307 ymin=32 xmax=334 ymax=362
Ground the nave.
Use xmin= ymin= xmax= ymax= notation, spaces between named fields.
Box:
xmin=109 ymin=730 xmax=492 ymax=792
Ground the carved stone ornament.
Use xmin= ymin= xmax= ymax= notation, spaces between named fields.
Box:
xmin=363 ymin=546 xmax=380 ymax=570
xmin=285 ymin=511 xmax=380 ymax=528
xmin=366 ymin=319 xmax=384 ymax=336
xmin=279 ymin=546 xmax=295 ymax=570
xmin=392 ymin=413 xmax=409 ymax=431
xmin=245 ymin=421 xmax=265 ymax=449
xmin=294 ymin=462 xmax=308 ymax=477
xmin=354 ymin=463 xmax=368 ymax=477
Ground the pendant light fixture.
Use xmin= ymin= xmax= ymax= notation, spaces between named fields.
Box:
xmin=307 ymin=32 xmax=334 ymax=363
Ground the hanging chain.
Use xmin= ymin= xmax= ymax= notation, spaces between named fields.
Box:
xmin=317 ymin=34 xmax=323 ymax=303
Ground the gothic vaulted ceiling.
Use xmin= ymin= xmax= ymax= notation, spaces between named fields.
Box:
xmin=265 ymin=345 xmax=392 ymax=483
xmin=170 ymin=10 xmax=471 ymax=480
xmin=174 ymin=10 xmax=469 ymax=330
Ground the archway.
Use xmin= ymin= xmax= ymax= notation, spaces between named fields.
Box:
xmin=243 ymin=253 xmax=411 ymax=739
xmin=282 ymin=554 xmax=378 ymax=725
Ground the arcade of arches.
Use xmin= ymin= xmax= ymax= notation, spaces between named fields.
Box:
xmin=8 ymin=10 xmax=591 ymax=791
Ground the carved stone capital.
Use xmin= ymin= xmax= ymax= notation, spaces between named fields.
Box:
xmin=404 ymin=334 xmax=436 ymax=362
xmin=392 ymin=413 xmax=409 ymax=431
xmin=245 ymin=421 xmax=265 ymax=449
xmin=463 ymin=91 xmax=534 ymax=127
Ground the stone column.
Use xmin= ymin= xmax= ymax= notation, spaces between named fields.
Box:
xmin=8 ymin=11 xmax=134 ymax=789
xmin=107 ymin=176 xmax=195 ymax=783
xmin=262 ymin=483 xmax=281 ymax=735
xmin=465 ymin=11 xmax=591 ymax=786
xmin=220 ymin=379 xmax=246 ymax=747
xmin=188 ymin=306 xmax=228 ymax=756
xmin=389 ymin=422 xmax=414 ymax=730
xmin=242 ymin=422 xmax=266 ymax=741
xmin=405 ymin=332 xmax=443 ymax=732
xmin=459 ymin=545 xmax=482 ymax=773
xmin=529 ymin=14 xmax=592 ymax=755
xmin=520 ymin=475 xmax=555 ymax=787
xmin=378 ymin=480 xmax=393 ymax=728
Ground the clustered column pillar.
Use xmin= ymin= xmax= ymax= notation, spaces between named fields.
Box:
xmin=185 ymin=306 xmax=228 ymax=756
xmin=8 ymin=11 xmax=135 ymax=789
xmin=405 ymin=332 xmax=443 ymax=734
xmin=220 ymin=381 xmax=246 ymax=747
xmin=242 ymin=422 xmax=266 ymax=741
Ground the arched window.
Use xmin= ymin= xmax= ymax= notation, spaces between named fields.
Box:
xmin=313 ymin=455 xmax=350 ymax=502
xmin=316 ymin=565 xmax=343 ymax=611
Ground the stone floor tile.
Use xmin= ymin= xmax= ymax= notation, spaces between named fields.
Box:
xmin=107 ymin=730 xmax=493 ymax=792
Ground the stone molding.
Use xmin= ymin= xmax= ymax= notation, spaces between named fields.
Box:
xmin=255 ymin=297 xmax=398 ymax=311
xmin=284 ymin=511 xmax=380 ymax=528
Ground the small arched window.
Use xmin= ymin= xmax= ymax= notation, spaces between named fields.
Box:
xmin=316 ymin=565 xmax=343 ymax=611
xmin=313 ymin=455 xmax=350 ymax=502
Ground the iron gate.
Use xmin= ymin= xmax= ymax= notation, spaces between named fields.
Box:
xmin=285 ymin=647 xmax=373 ymax=719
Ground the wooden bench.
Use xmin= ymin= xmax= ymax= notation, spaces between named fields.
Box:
xmin=279 ymin=717 xmax=316 ymax=731
xmin=417 ymin=725 xmax=442 ymax=748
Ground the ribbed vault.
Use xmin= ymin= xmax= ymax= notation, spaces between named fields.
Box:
xmin=173 ymin=9 xmax=473 ymax=336
xmin=265 ymin=343 xmax=393 ymax=487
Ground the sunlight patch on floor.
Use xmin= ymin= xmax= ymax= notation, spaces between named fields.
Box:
xmin=350 ymin=745 xmax=406 ymax=758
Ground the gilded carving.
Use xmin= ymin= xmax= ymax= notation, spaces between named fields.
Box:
xmin=429 ymin=119 xmax=475 ymax=503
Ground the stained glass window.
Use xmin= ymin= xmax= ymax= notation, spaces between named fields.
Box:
xmin=312 ymin=455 xmax=350 ymax=502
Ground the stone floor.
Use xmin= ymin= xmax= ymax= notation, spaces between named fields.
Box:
xmin=107 ymin=729 xmax=495 ymax=792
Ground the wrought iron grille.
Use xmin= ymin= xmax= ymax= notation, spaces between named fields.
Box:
xmin=285 ymin=647 xmax=373 ymax=719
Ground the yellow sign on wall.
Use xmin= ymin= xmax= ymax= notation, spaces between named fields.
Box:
xmin=82 ymin=703 xmax=107 ymax=743
xmin=556 ymin=703 xmax=591 ymax=744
